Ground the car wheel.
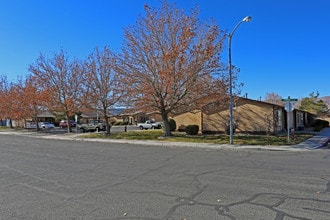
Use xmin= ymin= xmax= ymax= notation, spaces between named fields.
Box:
xmin=140 ymin=126 xmax=144 ymax=130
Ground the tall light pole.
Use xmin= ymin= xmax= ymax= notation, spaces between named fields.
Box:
xmin=228 ymin=16 xmax=252 ymax=145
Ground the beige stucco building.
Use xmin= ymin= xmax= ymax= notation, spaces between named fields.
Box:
xmin=171 ymin=97 xmax=314 ymax=134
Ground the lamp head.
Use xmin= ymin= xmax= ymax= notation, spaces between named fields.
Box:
xmin=242 ymin=16 xmax=252 ymax=22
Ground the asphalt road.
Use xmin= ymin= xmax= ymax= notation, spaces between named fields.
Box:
xmin=0 ymin=134 xmax=329 ymax=220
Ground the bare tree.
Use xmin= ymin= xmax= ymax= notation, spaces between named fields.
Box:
xmin=29 ymin=50 xmax=86 ymax=132
xmin=84 ymin=47 xmax=127 ymax=134
xmin=118 ymin=1 xmax=227 ymax=136
xmin=264 ymin=92 xmax=283 ymax=105
xmin=264 ymin=112 xmax=274 ymax=135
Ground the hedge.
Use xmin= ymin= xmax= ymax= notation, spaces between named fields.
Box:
xmin=185 ymin=125 xmax=199 ymax=135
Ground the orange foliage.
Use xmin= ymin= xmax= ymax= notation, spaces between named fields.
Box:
xmin=119 ymin=1 xmax=228 ymax=136
xmin=0 ymin=75 xmax=51 ymax=122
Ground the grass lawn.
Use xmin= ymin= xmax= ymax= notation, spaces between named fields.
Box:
xmin=0 ymin=126 xmax=11 ymax=130
xmin=82 ymin=130 xmax=314 ymax=146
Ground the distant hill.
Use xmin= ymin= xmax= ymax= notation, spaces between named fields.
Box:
xmin=320 ymin=96 xmax=330 ymax=106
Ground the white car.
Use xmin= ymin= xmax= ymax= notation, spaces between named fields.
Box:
xmin=39 ymin=122 xmax=55 ymax=129
xmin=137 ymin=120 xmax=162 ymax=130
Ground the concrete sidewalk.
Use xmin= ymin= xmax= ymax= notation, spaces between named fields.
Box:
xmin=292 ymin=127 xmax=330 ymax=150
xmin=1 ymin=127 xmax=330 ymax=151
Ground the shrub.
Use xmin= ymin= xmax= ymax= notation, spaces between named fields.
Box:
xmin=312 ymin=119 xmax=329 ymax=131
xmin=169 ymin=119 xmax=176 ymax=131
xmin=185 ymin=125 xmax=199 ymax=135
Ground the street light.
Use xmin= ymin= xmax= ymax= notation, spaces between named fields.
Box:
xmin=228 ymin=16 xmax=251 ymax=145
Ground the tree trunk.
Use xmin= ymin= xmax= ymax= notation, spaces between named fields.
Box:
xmin=9 ymin=119 xmax=13 ymax=129
xmin=104 ymin=113 xmax=111 ymax=135
xmin=66 ymin=114 xmax=72 ymax=133
xmin=34 ymin=114 xmax=40 ymax=131
xmin=161 ymin=113 xmax=172 ymax=137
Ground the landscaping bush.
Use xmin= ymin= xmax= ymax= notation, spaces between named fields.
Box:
xmin=312 ymin=119 xmax=329 ymax=131
xmin=169 ymin=119 xmax=176 ymax=131
xmin=185 ymin=125 xmax=199 ymax=135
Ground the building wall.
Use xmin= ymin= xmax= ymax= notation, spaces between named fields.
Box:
xmin=164 ymin=98 xmax=317 ymax=134
xmin=203 ymin=99 xmax=278 ymax=134
xmin=202 ymin=110 xmax=228 ymax=133
xmin=172 ymin=110 xmax=202 ymax=132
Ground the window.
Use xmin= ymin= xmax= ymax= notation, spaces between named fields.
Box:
xmin=296 ymin=112 xmax=304 ymax=127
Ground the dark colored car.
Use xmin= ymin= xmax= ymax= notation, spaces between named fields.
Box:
xmin=59 ymin=120 xmax=76 ymax=128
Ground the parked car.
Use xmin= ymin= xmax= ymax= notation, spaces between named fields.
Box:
xmin=137 ymin=120 xmax=162 ymax=130
xmin=78 ymin=120 xmax=106 ymax=133
xmin=39 ymin=122 xmax=55 ymax=129
xmin=59 ymin=120 xmax=76 ymax=128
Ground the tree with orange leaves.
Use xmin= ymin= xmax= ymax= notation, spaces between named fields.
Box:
xmin=119 ymin=1 xmax=228 ymax=136
xmin=0 ymin=78 xmax=29 ymax=128
xmin=0 ymin=75 xmax=13 ymax=127
xmin=29 ymin=50 xmax=86 ymax=132
xmin=7 ymin=81 xmax=30 ymax=127
xmin=19 ymin=75 xmax=51 ymax=130
xmin=0 ymin=75 xmax=52 ymax=129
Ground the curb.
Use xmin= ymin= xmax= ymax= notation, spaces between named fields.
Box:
xmin=1 ymin=132 xmax=310 ymax=152
xmin=1 ymin=129 xmax=329 ymax=151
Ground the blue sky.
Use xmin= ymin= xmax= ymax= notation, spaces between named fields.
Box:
xmin=0 ymin=0 xmax=329 ymax=100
